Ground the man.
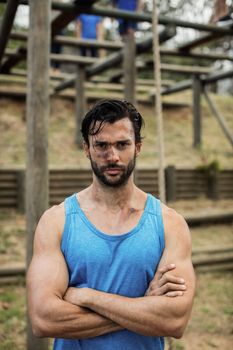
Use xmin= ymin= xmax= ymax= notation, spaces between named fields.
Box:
xmin=27 ymin=99 xmax=196 ymax=350
xmin=76 ymin=14 xmax=102 ymax=57
xmin=113 ymin=0 xmax=143 ymax=36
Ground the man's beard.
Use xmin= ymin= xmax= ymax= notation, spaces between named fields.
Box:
xmin=89 ymin=155 xmax=136 ymax=188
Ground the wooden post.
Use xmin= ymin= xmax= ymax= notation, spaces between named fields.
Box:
xmin=193 ymin=74 xmax=202 ymax=148
xmin=26 ymin=1 xmax=50 ymax=349
xmin=203 ymin=88 xmax=233 ymax=148
xmin=207 ymin=168 xmax=219 ymax=200
xmin=152 ymin=0 xmax=166 ymax=202
xmin=123 ymin=32 xmax=136 ymax=104
xmin=165 ymin=165 xmax=177 ymax=202
xmin=75 ymin=64 xmax=86 ymax=147
xmin=17 ymin=170 xmax=25 ymax=213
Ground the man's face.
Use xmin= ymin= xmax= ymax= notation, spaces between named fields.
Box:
xmin=84 ymin=118 xmax=141 ymax=188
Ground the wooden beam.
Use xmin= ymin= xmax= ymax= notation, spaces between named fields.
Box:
xmin=3 ymin=50 xmax=97 ymax=66
xmin=192 ymin=75 xmax=202 ymax=148
xmin=203 ymin=89 xmax=233 ymax=148
xmin=161 ymin=79 xmax=192 ymax=95
xmin=0 ymin=0 xmax=20 ymax=65
xmin=160 ymin=68 xmax=233 ymax=96
xmin=50 ymin=53 xmax=97 ymax=65
xmin=54 ymin=35 xmax=123 ymax=50
xmin=147 ymin=62 xmax=213 ymax=75
xmin=203 ymin=68 xmax=233 ymax=84
xmin=160 ymin=47 xmax=233 ymax=62
xmin=10 ymin=30 xmax=124 ymax=50
xmin=26 ymin=0 xmax=50 ymax=348
xmin=178 ymin=21 xmax=233 ymax=51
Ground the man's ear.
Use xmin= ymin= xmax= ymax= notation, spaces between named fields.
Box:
xmin=135 ymin=142 xmax=142 ymax=156
xmin=83 ymin=141 xmax=90 ymax=158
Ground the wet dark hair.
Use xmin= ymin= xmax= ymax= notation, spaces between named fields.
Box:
xmin=81 ymin=99 xmax=144 ymax=146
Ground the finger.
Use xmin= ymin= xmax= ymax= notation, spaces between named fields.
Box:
xmin=158 ymin=282 xmax=187 ymax=294
xmin=166 ymin=291 xmax=184 ymax=297
xmin=157 ymin=264 xmax=176 ymax=275
xmin=158 ymin=274 xmax=185 ymax=288
xmin=147 ymin=282 xmax=186 ymax=297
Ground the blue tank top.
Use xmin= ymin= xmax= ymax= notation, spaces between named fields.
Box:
xmin=53 ymin=193 xmax=165 ymax=350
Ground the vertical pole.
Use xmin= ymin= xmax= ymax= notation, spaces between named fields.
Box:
xmin=193 ymin=74 xmax=202 ymax=148
xmin=26 ymin=0 xmax=50 ymax=349
xmin=152 ymin=0 xmax=166 ymax=202
xmin=123 ymin=33 xmax=136 ymax=104
xmin=75 ymin=64 xmax=86 ymax=147
xmin=165 ymin=165 xmax=177 ymax=202
xmin=17 ymin=169 xmax=25 ymax=213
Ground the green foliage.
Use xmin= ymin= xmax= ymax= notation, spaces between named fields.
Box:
xmin=196 ymin=159 xmax=221 ymax=177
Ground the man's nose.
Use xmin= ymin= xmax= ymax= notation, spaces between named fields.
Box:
xmin=106 ymin=145 xmax=120 ymax=162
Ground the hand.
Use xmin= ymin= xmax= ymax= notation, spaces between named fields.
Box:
xmin=64 ymin=287 xmax=88 ymax=306
xmin=145 ymin=264 xmax=187 ymax=297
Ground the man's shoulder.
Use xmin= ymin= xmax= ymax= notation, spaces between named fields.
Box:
xmin=38 ymin=202 xmax=65 ymax=234
xmin=161 ymin=203 xmax=190 ymax=244
xmin=160 ymin=202 xmax=186 ymax=224
xmin=43 ymin=201 xmax=65 ymax=219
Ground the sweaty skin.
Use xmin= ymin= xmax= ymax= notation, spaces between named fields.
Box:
xmin=27 ymin=118 xmax=195 ymax=340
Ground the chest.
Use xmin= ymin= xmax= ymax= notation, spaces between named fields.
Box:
xmin=82 ymin=207 xmax=143 ymax=235
xmin=63 ymin=214 xmax=164 ymax=296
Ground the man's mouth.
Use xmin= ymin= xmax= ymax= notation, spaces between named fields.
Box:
xmin=105 ymin=168 xmax=122 ymax=175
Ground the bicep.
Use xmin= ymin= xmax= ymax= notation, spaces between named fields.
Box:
xmin=27 ymin=249 xmax=69 ymax=301
xmin=27 ymin=208 xmax=68 ymax=313
xmin=155 ymin=211 xmax=196 ymax=307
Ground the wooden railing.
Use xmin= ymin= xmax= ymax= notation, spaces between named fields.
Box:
xmin=0 ymin=167 xmax=232 ymax=210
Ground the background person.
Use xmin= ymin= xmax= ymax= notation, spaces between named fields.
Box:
xmin=113 ymin=0 xmax=143 ymax=36
xmin=76 ymin=14 xmax=103 ymax=57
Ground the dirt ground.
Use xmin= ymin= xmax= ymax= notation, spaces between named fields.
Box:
xmin=0 ymin=92 xmax=233 ymax=168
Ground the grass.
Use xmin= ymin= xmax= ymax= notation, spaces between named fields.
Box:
xmin=0 ymin=284 xmax=26 ymax=350
xmin=0 ymin=211 xmax=26 ymax=265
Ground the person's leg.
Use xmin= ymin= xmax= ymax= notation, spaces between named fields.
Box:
xmin=81 ymin=47 xmax=87 ymax=56
xmin=90 ymin=47 xmax=98 ymax=57
xmin=51 ymin=43 xmax=61 ymax=69
xmin=118 ymin=19 xmax=128 ymax=36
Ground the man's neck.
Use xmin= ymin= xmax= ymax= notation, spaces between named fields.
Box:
xmin=90 ymin=175 xmax=138 ymax=210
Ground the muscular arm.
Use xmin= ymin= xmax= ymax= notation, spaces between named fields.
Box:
xmin=27 ymin=205 xmax=122 ymax=339
xmin=64 ymin=207 xmax=196 ymax=338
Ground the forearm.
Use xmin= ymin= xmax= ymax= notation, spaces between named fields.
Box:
xmin=30 ymin=295 xmax=122 ymax=339
xmin=77 ymin=288 xmax=190 ymax=338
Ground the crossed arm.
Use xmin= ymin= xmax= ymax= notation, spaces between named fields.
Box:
xmin=27 ymin=204 xmax=195 ymax=339
xmin=27 ymin=205 xmax=121 ymax=339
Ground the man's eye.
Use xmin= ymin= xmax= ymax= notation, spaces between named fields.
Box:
xmin=96 ymin=143 xmax=107 ymax=150
xmin=117 ymin=142 xmax=128 ymax=149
